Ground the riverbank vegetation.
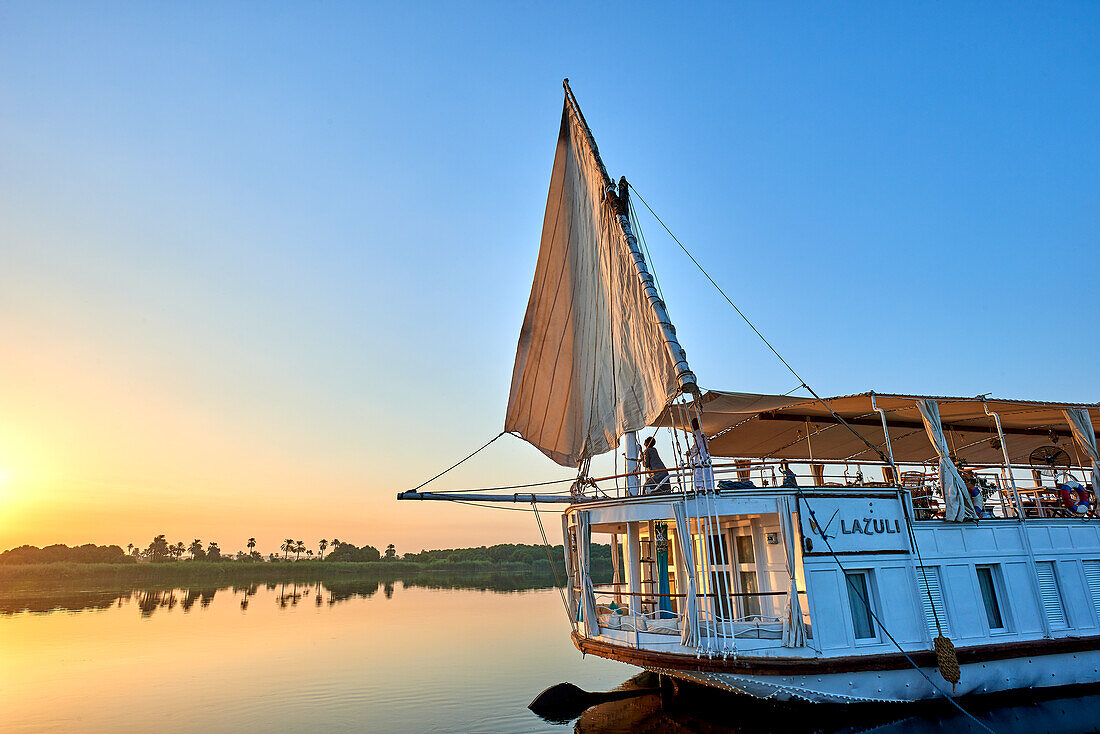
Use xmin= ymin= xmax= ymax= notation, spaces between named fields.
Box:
xmin=0 ymin=540 xmax=614 ymax=587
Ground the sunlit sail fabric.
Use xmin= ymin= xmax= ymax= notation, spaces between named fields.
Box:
xmin=505 ymin=99 xmax=685 ymax=467
xmin=917 ymin=399 xmax=976 ymax=522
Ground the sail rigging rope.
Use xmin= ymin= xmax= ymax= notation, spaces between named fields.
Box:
xmin=626 ymin=183 xmax=891 ymax=466
xmin=533 ymin=501 xmax=575 ymax=626
xmin=404 ymin=431 xmax=507 ymax=494
xmin=424 ymin=477 xmax=575 ymax=494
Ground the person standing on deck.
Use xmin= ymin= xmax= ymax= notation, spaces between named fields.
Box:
xmin=688 ymin=417 xmax=715 ymax=493
xmin=642 ymin=436 xmax=670 ymax=494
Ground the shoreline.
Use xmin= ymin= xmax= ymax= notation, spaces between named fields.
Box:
xmin=0 ymin=559 xmax=590 ymax=589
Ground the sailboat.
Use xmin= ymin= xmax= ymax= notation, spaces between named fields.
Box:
xmin=399 ymin=81 xmax=1100 ymax=704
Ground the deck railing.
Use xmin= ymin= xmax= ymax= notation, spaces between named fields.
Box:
xmin=576 ymin=458 xmax=1097 ymax=521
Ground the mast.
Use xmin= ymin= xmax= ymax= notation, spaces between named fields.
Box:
xmin=562 ymin=79 xmax=698 ymax=396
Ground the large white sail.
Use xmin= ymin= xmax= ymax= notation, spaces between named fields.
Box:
xmin=505 ymin=86 xmax=695 ymax=467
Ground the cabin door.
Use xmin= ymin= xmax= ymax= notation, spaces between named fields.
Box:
xmin=732 ymin=525 xmax=761 ymax=620
xmin=653 ymin=521 xmax=673 ymax=619
xmin=706 ymin=529 xmax=733 ymax=625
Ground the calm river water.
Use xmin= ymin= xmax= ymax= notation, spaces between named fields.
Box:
xmin=3 ymin=579 xmax=1100 ymax=733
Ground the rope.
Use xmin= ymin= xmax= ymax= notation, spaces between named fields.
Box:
xmin=404 ymin=431 xmax=507 ymax=494
xmin=627 ymin=183 xmax=890 ymax=466
xmin=533 ymin=502 xmax=575 ymax=627
xmin=446 ymin=500 xmax=542 ymax=513
xmin=796 ymin=489 xmax=995 ymax=732
xmin=628 ymin=197 xmax=666 ymax=304
xmin=424 ymin=477 xmax=575 ymax=494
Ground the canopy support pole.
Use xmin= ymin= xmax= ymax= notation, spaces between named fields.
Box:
xmin=870 ymin=392 xmax=898 ymax=482
xmin=983 ymin=403 xmax=1025 ymax=520
xmin=984 ymin=402 xmax=1051 ymax=638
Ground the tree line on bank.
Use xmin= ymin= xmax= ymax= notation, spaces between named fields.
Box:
xmin=0 ymin=539 xmax=613 ymax=570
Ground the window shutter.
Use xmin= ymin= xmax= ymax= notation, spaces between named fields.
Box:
xmin=1083 ymin=560 xmax=1100 ymax=624
xmin=1035 ymin=561 xmax=1066 ymax=628
xmin=916 ymin=567 xmax=947 ymax=638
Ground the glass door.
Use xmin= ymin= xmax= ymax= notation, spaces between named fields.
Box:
xmin=734 ymin=533 xmax=761 ymax=620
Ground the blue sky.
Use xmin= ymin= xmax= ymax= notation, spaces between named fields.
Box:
xmin=0 ymin=2 xmax=1097 ymax=551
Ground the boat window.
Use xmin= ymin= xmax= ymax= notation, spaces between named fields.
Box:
xmin=740 ymin=571 xmax=761 ymax=618
xmin=708 ymin=533 xmax=729 ymax=563
xmin=844 ymin=571 xmax=876 ymax=640
xmin=976 ymin=566 xmax=1004 ymax=631
xmin=735 ymin=534 xmax=755 ymax=564
xmin=711 ymin=570 xmax=729 ymax=608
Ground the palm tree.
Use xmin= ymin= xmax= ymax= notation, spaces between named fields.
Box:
xmin=189 ymin=539 xmax=204 ymax=560
xmin=306 ymin=549 xmax=313 ymax=559
xmin=294 ymin=540 xmax=305 ymax=561
xmin=173 ymin=541 xmax=186 ymax=560
xmin=127 ymin=543 xmax=134 ymax=556
xmin=247 ymin=537 xmax=256 ymax=554
xmin=281 ymin=539 xmax=294 ymax=559
xmin=148 ymin=534 xmax=169 ymax=562
xmin=319 ymin=539 xmax=328 ymax=559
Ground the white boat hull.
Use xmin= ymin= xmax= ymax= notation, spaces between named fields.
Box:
xmin=644 ymin=649 xmax=1100 ymax=703
xmin=575 ymin=630 xmax=1100 ymax=703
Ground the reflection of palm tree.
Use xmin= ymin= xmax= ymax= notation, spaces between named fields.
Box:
xmin=319 ymin=539 xmax=328 ymax=559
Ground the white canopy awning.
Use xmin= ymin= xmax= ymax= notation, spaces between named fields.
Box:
xmin=654 ymin=390 xmax=1099 ymax=465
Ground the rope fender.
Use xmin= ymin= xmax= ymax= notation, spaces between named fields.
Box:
xmin=934 ymin=635 xmax=961 ymax=691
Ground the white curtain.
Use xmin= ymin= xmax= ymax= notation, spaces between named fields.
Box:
xmin=917 ymin=399 xmax=975 ymax=522
xmin=610 ymin=534 xmax=622 ymax=606
xmin=576 ymin=511 xmax=600 ymax=637
xmin=777 ymin=497 xmax=806 ymax=647
xmin=561 ymin=514 xmax=576 ymax=618
xmin=1064 ymin=409 xmax=1100 ymax=493
xmin=673 ymin=503 xmax=699 ymax=647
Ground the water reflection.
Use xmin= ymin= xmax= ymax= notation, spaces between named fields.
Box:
xmin=6 ymin=578 xmax=1100 ymax=734
xmin=0 ymin=572 xmax=561 ymax=616
xmin=574 ymin=673 xmax=1100 ymax=733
